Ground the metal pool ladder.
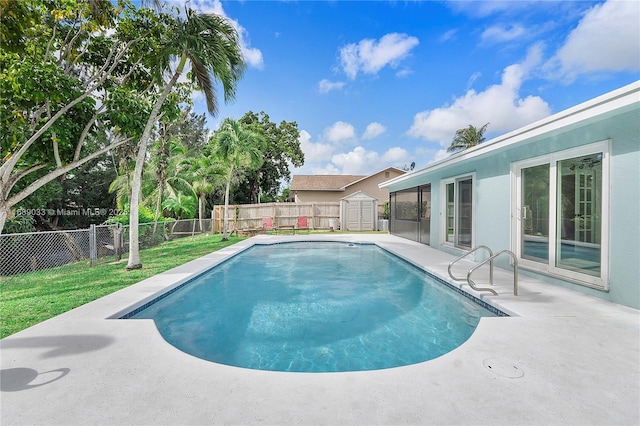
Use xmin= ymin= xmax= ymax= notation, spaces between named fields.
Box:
xmin=448 ymin=246 xmax=519 ymax=296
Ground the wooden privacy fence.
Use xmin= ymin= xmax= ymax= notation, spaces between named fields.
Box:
xmin=213 ymin=202 xmax=340 ymax=233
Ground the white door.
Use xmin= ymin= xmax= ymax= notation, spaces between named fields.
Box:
xmin=347 ymin=201 xmax=361 ymax=231
xmin=361 ymin=200 xmax=374 ymax=230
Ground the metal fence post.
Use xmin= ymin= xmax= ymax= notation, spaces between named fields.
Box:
xmin=89 ymin=224 xmax=96 ymax=267
xmin=114 ymin=224 xmax=122 ymax=261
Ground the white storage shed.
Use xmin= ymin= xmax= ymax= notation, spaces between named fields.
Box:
xmin=340 ymin=191 xmax=378 ymax=231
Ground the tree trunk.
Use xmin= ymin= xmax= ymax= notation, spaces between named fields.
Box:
xmin=0 ymin=205 xmax=7 ymax=235
xmin=126 ymin=53 xmax=187 ymax=270
xmin=152 ymin=179 xmax=163 ymax=236
xmin=199 ymin=195 xmax=204 ymax=234
xmin=249 ymin=178 xmax=259 ymax=204
xmin=222 ymin=165 xmax=233 ymax=241
xmin=126 ymin=140 xmax=145 ymax=270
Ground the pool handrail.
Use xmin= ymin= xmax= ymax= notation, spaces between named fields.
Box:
xmin=448 ymin=245 xmax=494 ymax=284
xmin=467 ymin=250 xmax=519 ymax=296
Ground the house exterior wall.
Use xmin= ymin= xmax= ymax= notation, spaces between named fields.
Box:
xmin=382 ymin=84 xmax=639 ymax=309
xmin=294 ymin=191 xmax=343 ymax=203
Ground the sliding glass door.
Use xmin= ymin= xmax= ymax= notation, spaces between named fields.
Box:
xmin=444 ymin=176 xmax=473 ymax=249
xmin=514 ymin=142 xmax=608 ymax=288
xmin=556 ymin=154 xmax=602 ymax=276
xmin=521 ymin=164 xmax=550 ymax=263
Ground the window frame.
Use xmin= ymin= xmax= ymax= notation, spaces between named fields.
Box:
xmin=510 ymin=140 xmax=610 ymax=290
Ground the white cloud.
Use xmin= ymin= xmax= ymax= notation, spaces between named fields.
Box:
xmin=310 ymin=164 xmax=342 ymax=175
xmin=432 ymin=149 xmax=450 ymax=163
xmin=446 ymin=1 xmax=533 ymax=18
xmin=331 ymin=146 xmax=380 ymax=174
xmin=396 ymin=69 xmax=413 ymax=78
xmin=241 ymin=45 xmax=264 ymax=69
xmin=381 ymin=147 xmax=409 ymax=164
xmin=439 ymin=29 xmax=458 ymax=43
xmin=467 ymin=72 xmax=481 ymax=89
xmin=481 ymin=23 xmax=526 ymax=44
xmin=407 ymin=44 xmax=551 ymax=146
xmin=323 ymin=121 xmax=357 ymax=143
xmin=330 ymin=146 xmax=410 ymax=175
xmin=295 ymin=128 xmax=410 ymax=175
xmin=546 ymin=0 xmax=640 ymax=80
xmin=191 ymin=0 xmax=264 ymax=69
xmin=339 ymin=33 xmax=419 ymax=80
xmin=318 ymin=79 xmax=346 ymax=94
xmin=362 ymin=122 xmax=386 ymax=140
xmin=298 ymin=130 xmax=334 ymax=163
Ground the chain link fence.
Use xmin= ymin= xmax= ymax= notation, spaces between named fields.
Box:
xmin=119 ymin=219 xmax=213 ymax=252
xmin=0 ymin=224 xmax=121 ymax=276
xmin=0 ymin=219 xmax=213 ymax=277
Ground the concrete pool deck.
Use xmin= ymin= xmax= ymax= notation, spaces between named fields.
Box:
xmin=1 ymin=234 xmax=638 ymax=425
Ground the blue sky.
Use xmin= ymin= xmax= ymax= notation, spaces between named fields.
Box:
xmin=176 ymin=0 xmax=639 ymax=176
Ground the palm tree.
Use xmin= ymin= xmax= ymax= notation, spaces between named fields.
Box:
xmin=126 ymin=8 xmax=245 ymax=270
xmin=192 ymin=178 xmax=214 ymax=232
xmin=210 ymin=118 xmax=264 ymax=241
xmin=162 ymin=192 xmax=196 ymax=220
xmin=179 ymin=153 xmax=225 ymax=233
xmin=147 ymin=131 xmax=192 ymax=234
xmin=447 ymin=122 xmax=490 ymax=153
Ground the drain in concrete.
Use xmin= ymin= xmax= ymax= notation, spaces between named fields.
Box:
xmin=483 ymin=358 xmax=524 ymax=378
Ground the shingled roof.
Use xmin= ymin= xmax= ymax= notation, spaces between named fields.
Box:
xmin=290 ymin=175 xmax=366 ymax=191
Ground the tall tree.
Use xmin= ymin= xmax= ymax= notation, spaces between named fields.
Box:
xmin=447 ymin=123 xmax=490 ymax=153
xmin=210 ymin=118 xmax=264 ymax=241
xmin=238 ymin=111 xmax=304 ymax=203
xmin=170 ymin=111 xmax=209 ymax=154
xmin=125 ymin=7 xmax=245 ymax=269
xmin=186 ymin=154 xmax=224 ymax=234
xmin=147 ymin=126 xmax=190 ymax=234
xmin=0 ymin=0 xmax=150 ymax=234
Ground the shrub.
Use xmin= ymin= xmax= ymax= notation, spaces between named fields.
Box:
xmin=107 ymin=206 xmax=157 ymax=225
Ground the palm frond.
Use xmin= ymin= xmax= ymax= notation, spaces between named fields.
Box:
xmin=447 ymin=122 xmax=490 ymax=153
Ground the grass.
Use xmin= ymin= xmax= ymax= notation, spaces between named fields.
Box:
xmin=0 ymin=234 xmax=244 ymax=339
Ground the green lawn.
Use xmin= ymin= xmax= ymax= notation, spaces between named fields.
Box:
xmin=0 ymin=234 xmax=244 ymax=339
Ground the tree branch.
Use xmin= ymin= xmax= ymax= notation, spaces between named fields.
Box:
xmin=0 ymin=35 xmax=144 ymax=185
xmin=6 ymin=136 xmax=132 ymax=207
xmin=1 ymin=163 xmax=49 ymax=200
xmin=74 ymin=104 xmax=105 ymax=162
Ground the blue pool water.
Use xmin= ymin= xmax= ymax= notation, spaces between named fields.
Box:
xmin=128 ymin=242 xmax=500 ymax=372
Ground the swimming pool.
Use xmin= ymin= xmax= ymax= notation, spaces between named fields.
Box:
xmin=125 ymin=241 xmax=504 ymax=372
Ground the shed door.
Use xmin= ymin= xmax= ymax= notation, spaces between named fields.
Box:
xmin=361 ymin=200 xmax=374 ymax=231
xmin=347 ymin=201 xmax=361 ymax=231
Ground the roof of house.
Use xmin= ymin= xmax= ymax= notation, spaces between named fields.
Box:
xmin=291 ymin=167 xmax=406 ymax=191
xmin=290 ymin=175 xmax=365 ymax=191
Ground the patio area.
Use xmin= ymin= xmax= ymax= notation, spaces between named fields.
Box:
xmin=1 ymin=234 xmax=638 ymax=425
